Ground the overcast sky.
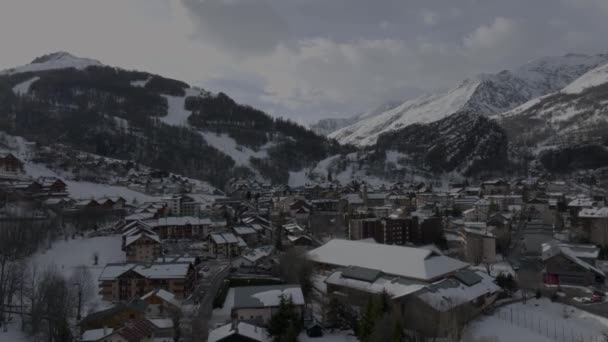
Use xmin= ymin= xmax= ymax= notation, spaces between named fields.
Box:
xmin=1 ymin=0 xmax=607 ymax=123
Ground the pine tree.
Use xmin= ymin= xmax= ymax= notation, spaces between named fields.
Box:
xmin=268 ymin=295 xmax=302 ymax=342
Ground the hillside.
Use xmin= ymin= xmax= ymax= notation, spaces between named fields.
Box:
xmin=495 ymin=62 xmax=608 ymax=173
xmin=329 ymin=53 xmax=608 ymax=146
xmin=0 ymin=52 xmax=343 ymax=186
xmin=374 ymin=111 xmax=509 ymax=176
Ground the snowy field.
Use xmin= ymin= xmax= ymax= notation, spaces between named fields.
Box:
xmin=64 ymin=180 xmax=159 ymax=203
xmin=30 ymin=235 xmax=124 ymax=284
xmin=463 ymin=298 xmax=608 ymax=342
xmin=200 ymin=131 xmax=271 ymax=167
xmin=0 ymin=235 xmax=124 ymax=342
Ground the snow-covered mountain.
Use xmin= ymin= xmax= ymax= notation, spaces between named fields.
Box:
xmin=0 ymin=51 xmax=102 ymax=75
xmin=310 ymin=101 xmax=401 ymax=136
xmin=0 ymin=52 xmax=343 ymax=187
xmin=494 ymin=60 xmax=608 ymax=171
xmin=330 ymin=53 xmax=608 ymax=146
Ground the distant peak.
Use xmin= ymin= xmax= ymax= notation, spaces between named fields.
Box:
xmin=1 ymin=51 xmax=103 ymax=75
xmin=30 ymin=51 xmax=101 ymax=65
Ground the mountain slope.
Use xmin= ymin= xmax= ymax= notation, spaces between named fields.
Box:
xmin=495 ymin=61 xmax=608 ymax=172
xmin=373 ymin=111 xmax=509 ymax=176
xmin=330 ymin=53 xmax=608 ymax=146
xmin=310 ymin=101 xmax=401 ymax=136
xmin=0 ymin=52 xmax=342 ymax=186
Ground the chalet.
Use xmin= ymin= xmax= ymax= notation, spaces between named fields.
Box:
xmin=232 ymin=246 xmax=274 ymax=269
xmin=579 ymin=207 xmax=608 ymax=245
xmin=39 ymin=177 xmax=67 ymax=194
xmin=79 ymin=300 xmax=147 ymax=331
xmin=287 ymin=235 xmax=314 ymax=246
xmin=542 ymin=241 xmax=605 ymax=287
xmin=143 ymin=216 xmax=213 ymax=240
xmin=140 ymin=288 xmax=182 ymax=318
xmin=125 ymin=233 xmax=161 ymax=262
xmin=209 ymin=232 xmax=246 ymax=258
xmin=208 ymin=322 xmax=269 ymax=342
xmin=99 ymin=196 xmax=127 ymax=210
xmin=231 ymin=285 xmax=305 ymax=325
xmin=0 ymin=153 xmax=24 ymax=175
xmin=88 ymin=319 xmax=170 ymax=342
xmin=233 ymin=226 xmax=259 ymax=245
xmin=98 ymin=262 xmax=195 ymax=302
xmin=74 ymin=199 xmax=101 ymax=210
xmin=481 ymin=179 xmax=510 ymax=195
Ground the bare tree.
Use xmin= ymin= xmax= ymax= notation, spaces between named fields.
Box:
xmin=69 ymin=265 xmax=95 ymax=321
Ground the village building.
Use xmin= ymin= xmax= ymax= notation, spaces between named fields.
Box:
xmin=98 ymin=262 xmax=195 ymax=302
xmin=143 ymin=216 xmax=213 ymax=240
xmin=542 ymin=241 xmax=605 ymax=287
xmin=209 ymin=232 xmax=246 ymax=258
xmin=140 ymin=288 xmax=182 ymax=318
xmin=124 ymin=233 xmax=162 ymax=262
xmin=79 ymin=300 xmax=148 ymax=331
xmin=208 ymin=322 xmax=269 ymax=342
xmin=231 ymin=285 xmax=305 ymax=325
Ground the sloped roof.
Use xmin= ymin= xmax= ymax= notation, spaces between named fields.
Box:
xmin=308 ymin=239 xmax=468 ymax=281
xmin=233 ymin=284 xmax=304 ymax=309
xmin=208 ymin=322 xmax=269 ymax=342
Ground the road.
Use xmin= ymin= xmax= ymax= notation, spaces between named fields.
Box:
xmin=182 ymin=259 xmax=230 ymax=342
xmin=506 ymin=217 xmax=544 ymax=290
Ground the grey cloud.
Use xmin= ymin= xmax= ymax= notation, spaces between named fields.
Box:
xmin=180 ymin=0 xmax=289 ymax=55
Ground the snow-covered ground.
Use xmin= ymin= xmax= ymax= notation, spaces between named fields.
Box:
xmin=0 ymin=319 xmax=29 ymax=342
xmin=200 ymin=131 xmax=271 ymax=167
xmin=0 ymin=236 xmax=124 ymax=342
xmin=159 ymin=88 xmax=199 ymax=126
xmin=12 ymin=76 xmax=40 ymax=96
xmin=30 ymin=235 xmax=124 ymax=290
xmin=563 ymin=62 xmax=608 ymax=94
xmin=463 ymin=298 xmax=608 ymax=342
xmin=64 ymin=181 xmax=159 ymax=203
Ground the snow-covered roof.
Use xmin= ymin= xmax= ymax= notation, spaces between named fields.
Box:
xmin=82 ymin=328 xmax=113 ymax=341
xmin=308 ymin=239 xmax=468 ymax=281
xmin=143 ymin=216 xmax=212 ymax=227
xmin=99 ymin=262 xmax=191 ymax=281
xmin=126 ymin=212 xmax=155 ymax=221
xmin=417 ymin=270 xmax=500 ymax=311
xmin=147 ymin=318 xmax=174 ymax=330
xmin=141 ymin=288 xmax=181 ymax=308
xmin=579 ymin=207 xmax=608 ymax=219
xmin=208 ymin=322 xmax=269 ymax=342
xmin=240 ymin=246 xmax=274 ymax=263
xmin=125 ymin=233 xmax=160 ymax=247
xmin=325 ymin=270 xmax=425 ymax=298
xmin=210 ymin=232 xmax=239 ymax=244
xmin=542 ymin=241 xmax=604 ymax=276
xmin=568 ymin=198 xmax=596 ymax=208
xmin=233 ymin=285 xmax=305 ymax=309
xmin=233 ymin=226 xmax=257 ymax=235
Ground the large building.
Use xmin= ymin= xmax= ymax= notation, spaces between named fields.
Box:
xmin=98 ymin=262 xmax=195 ymax=302
xmin=308 ymin=239 xmax=468 ymax=283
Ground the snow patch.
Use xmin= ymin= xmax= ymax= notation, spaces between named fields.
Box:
xmin=159 ymin=88 xmax=199 ymax=126
xmin=562 ymin=62 xmax=608 ymax=94
xmin=12 ymin=76 xmax=40 ymax=95
xmin=1 ymin=52 xmax=101 ymax=75
xmin=200 ymin=131 xmax=270 ymax=167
